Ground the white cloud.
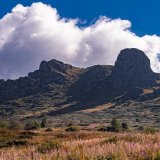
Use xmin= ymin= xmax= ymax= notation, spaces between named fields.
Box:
xmin=0 ymin=2 xmax=160 ymax=79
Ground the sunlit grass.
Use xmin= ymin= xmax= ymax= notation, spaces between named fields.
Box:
xmin=0 ymin=130 xmax=160 ymax=160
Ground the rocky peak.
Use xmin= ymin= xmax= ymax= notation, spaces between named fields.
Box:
xmin=28 ymin=59 xmax=76 ymax=84
xmin=39 ymin=59 xmax=73 ymax=73
xmin=110 ymin=48 xmax=155 ymax=90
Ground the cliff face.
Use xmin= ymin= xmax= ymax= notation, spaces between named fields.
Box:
xmin=0 ymin=59 xmax=82 ymax=101
xmin=0 ymin=48 xmax=159 ymax=103
xmin=110 ymin=48 xmax=156 ymax=90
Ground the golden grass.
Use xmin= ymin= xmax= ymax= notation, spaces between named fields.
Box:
xmin=81 ymin=103 xmax=114 ymax=113
xmin=0 ymin=130 xmax=160 ymax=160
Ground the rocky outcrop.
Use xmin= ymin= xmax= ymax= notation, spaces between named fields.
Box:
xmin=110 ymin=48 xmax=156 ymax=90
xmin=0 ymin=59 xmax=81 ymax=101
xmin=28 ymin=59 xmax=77 ymax=83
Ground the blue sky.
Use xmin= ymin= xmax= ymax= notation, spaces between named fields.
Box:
xmin=0 ymin=0 xmax=160 ymax=79
xmin=0 ymin=0 xmax=160 ymax=36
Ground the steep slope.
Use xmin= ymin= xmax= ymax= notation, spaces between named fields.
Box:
xmin=69 ymin=65 xmax=113 ymax=101
xmin=0 ymin=59 xmax=82 ymax=102
xmin=0 ymin=48 xmax=160 ymax=128
xmin=110 ymin=48 xmax=157 ymax=90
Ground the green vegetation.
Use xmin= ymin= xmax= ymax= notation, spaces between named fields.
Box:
xmin=111 ymin=118 xmax=122 ymax=132
xmin=8 ymin=120 xmax=21 ymax=130
xmin=121 ymin=122 xmax=129 ymax=130
xmin=144 ymin=127 xmax=157 ymax=134
xmin=65 ymin=126 xmax=80 ymax=132
xmin=37 ymin=140 xmax=62 ymax=153
xmin=45 ymin=128 xmax=53 ymax=132
xmin=41 ymin=116 xmax=48 ymax=128
xmin=24 ymin=120 xmax=40 ymax=130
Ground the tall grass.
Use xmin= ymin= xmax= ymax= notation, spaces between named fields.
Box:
xmin=0 ymin=131 xmax=160 ymax=160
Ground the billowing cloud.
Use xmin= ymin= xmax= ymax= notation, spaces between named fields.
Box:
xmin=0 ymin=2 xmax=160 ymax=79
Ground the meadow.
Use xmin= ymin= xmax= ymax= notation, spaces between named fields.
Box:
xmin=0 ymin=128 xmax=160 ymax=160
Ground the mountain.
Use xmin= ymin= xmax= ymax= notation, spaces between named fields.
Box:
xmin=110 ymin=48 xmax=157 ymax=90
xmin=0 ymin=48 xmax=160 ymax=128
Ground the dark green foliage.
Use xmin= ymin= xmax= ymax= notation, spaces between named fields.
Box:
xmin=8 ymin=120 xmax=21 ymax=130
xmin=138 ymin=126 xmax=145 ymax=131
xmin=0 ymin=121 xmax=8 ymax=129
xmin=41 ymin=116 xmax=47 ymax=128
xmin=136 ymin=118 xmax=141 ymax=122
xmin=111 ymin=118 xmax=122 ymax=132
xmin=121 ymin=122 xmax=129 ymax=130
xmin=45 ymin=128 xmax=53 ymax=132
xmin=7 ymin=140 xmax=28 ymax=147
xmin=67 ymin=121 xmax=75 ymax=127
xmin=24 ymin=120 xmax=40 ymax=130
xmin=98 ymin=126 xmax=107 ymax=132
xmin=65 ymin=126 xmax=80 ymax=132
xmin=144 ymin=127 xmax=156 ymax=134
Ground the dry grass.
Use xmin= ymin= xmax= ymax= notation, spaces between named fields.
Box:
xmin=81 ymin=103 xmax=114 ymax=113
xmin=0 ymin=130 xmax=160 ymax=160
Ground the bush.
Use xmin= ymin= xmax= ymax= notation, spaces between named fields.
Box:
xmin=122 ymin=122 xmax=129 ymax=130
xmin=138 ymin=126 xmax=145 ymax=131
xmin=0 ymin=121 xmax=8 ymax=129
xmin=97 ymin=126 xmax=107 ymax=132
xmin=24 ymin=120 xmax=40 ymax=130
xmin=45 ymin=128 xmax=53 ymax=132
xmin=96 ymin=155 xmax=116 ymax=160
xmin=8 ymin=121 xmax=21 ymax=130
xmin=111 ymin=118 xmax=122 ymax=132
xmin=41 ymin=116 xmax=47 ymax=128
xmin=65 ymin=126 xmax=80 ymax=132
xmin=37 ymin=140 xmax=62 ymax=153
xmin=144 ymin=127 xmax=156 ymax=134
xmin=7 ymin=140 xmax=28 ymax=147
xmin=67 ymin=121 xmax=75 ymax=127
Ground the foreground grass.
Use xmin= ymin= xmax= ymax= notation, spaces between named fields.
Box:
xmin=0 ymin=129 xmax=160 ymax=160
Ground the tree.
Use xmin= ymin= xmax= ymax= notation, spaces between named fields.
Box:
xmin=111 ymin=118 xmax=122 ymax=132
xmin=41 ymin=116 xmax=47 ymax=128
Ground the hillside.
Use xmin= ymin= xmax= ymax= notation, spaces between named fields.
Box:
xmin=0 ymin=48 xmax=160 ymax=129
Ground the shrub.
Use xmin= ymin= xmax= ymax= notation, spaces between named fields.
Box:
xmin=65 ymin=126 xmax=80 ymax=132
xmin=41 ymin=116 xmax=47 ymax=128
xmin=45 ymin=128 xmax=53 ymax=132
xmin=8 ymin=121 xmax=21 ymax=130
xmin=0 ymin=121 xmax=8 ymax=129
xmin=97 ymin=126 xmax=107 ymax=132
xmin=7 ymin=140 xmax=28 ymax=147
xmin=67 ymin=121 xmax=75 ymax=127
xmin=37 ymin=140 xmax=62 ymax=153
xmin=24 ymin=120 xmax=40 ymax=130
xmin=111 ymin=118 xmax=122 ymax=132
xmin=96 ymin=155 xmax=116 ymax=160
xmin=136 ymin=118 xmax=141 ymax=122
xmin=144 ymin=127 xmax=156 ymax=134
xmin=138 ymin=126 xmax=145 ymax=131
xmin=122 ymin=122 xmax=129 ymax=130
